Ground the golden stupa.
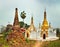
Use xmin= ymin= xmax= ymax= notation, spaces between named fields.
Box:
xmin=28 ymin=16 xmax=36 ymax=32
xmin=25 ymin=16 xmax=36 ymax=38
xmin=41 ymin=9 xmax=49 ymax=38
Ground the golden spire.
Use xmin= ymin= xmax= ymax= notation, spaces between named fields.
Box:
xmin=42 ymin=9 xmax=49 ymax=28
xmin=41 ymin=9 xmax=48 ymax=38
xmin=27 ymin=16 xmax=36 ymax=32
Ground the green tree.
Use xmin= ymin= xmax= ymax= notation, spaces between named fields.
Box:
xmin=20 ymin=11 xmax=26 ymax=22
xmin=19 ymin=21 xmax=30 ymax=29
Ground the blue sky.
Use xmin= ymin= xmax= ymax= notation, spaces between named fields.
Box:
xmin=0 ymin=0 xmax=60 ymax=28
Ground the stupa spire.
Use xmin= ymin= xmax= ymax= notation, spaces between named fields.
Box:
xmin=44 ymin=8 xmax=46 ymax=20
xmin=13 ymin=8 xmax=19 ymax=26
xmin=31 ymin=16 xmax=34 ymax=25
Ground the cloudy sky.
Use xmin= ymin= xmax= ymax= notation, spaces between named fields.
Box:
xmin=0 ymin=0 xmax=60 ymax=28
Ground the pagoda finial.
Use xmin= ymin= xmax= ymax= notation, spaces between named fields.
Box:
xmin=44 ymin=8 xmax=46 ymax=20
xmin=44 ymin=8 xmax=46 ymax=12
xmin=31 ymin=16 xmax=33 ymax=25
xmin=15 ymin=8 xmax=18 ymax=10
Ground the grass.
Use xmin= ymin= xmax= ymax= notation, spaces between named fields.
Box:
xmin=49 ymin=40 xmax=60 ymax=47
xmin=43 ymin=39 xmax=60 ymax=47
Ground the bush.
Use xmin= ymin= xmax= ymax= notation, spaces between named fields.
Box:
xmin=25 ymin=38 xmax=29 ymax=43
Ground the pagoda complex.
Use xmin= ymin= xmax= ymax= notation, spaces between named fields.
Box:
xmin=6 ymin=8 xmax=58 ymax=41
xmin=25 ymin=9 xmax=58 ymax=40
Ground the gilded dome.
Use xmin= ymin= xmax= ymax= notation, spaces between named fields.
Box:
xmin=42 ymin=19 xmax=48 ymax=27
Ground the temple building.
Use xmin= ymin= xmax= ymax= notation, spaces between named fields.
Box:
xmin=41 ymin=9 xmax=49 ymax=39
xmin=25 ymin=9 xmax=59 ymax=41
xmin=25 ymin=16 xmax=36 ymax=38
xmin=28 ymin=16 xmax=36 ymax=32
